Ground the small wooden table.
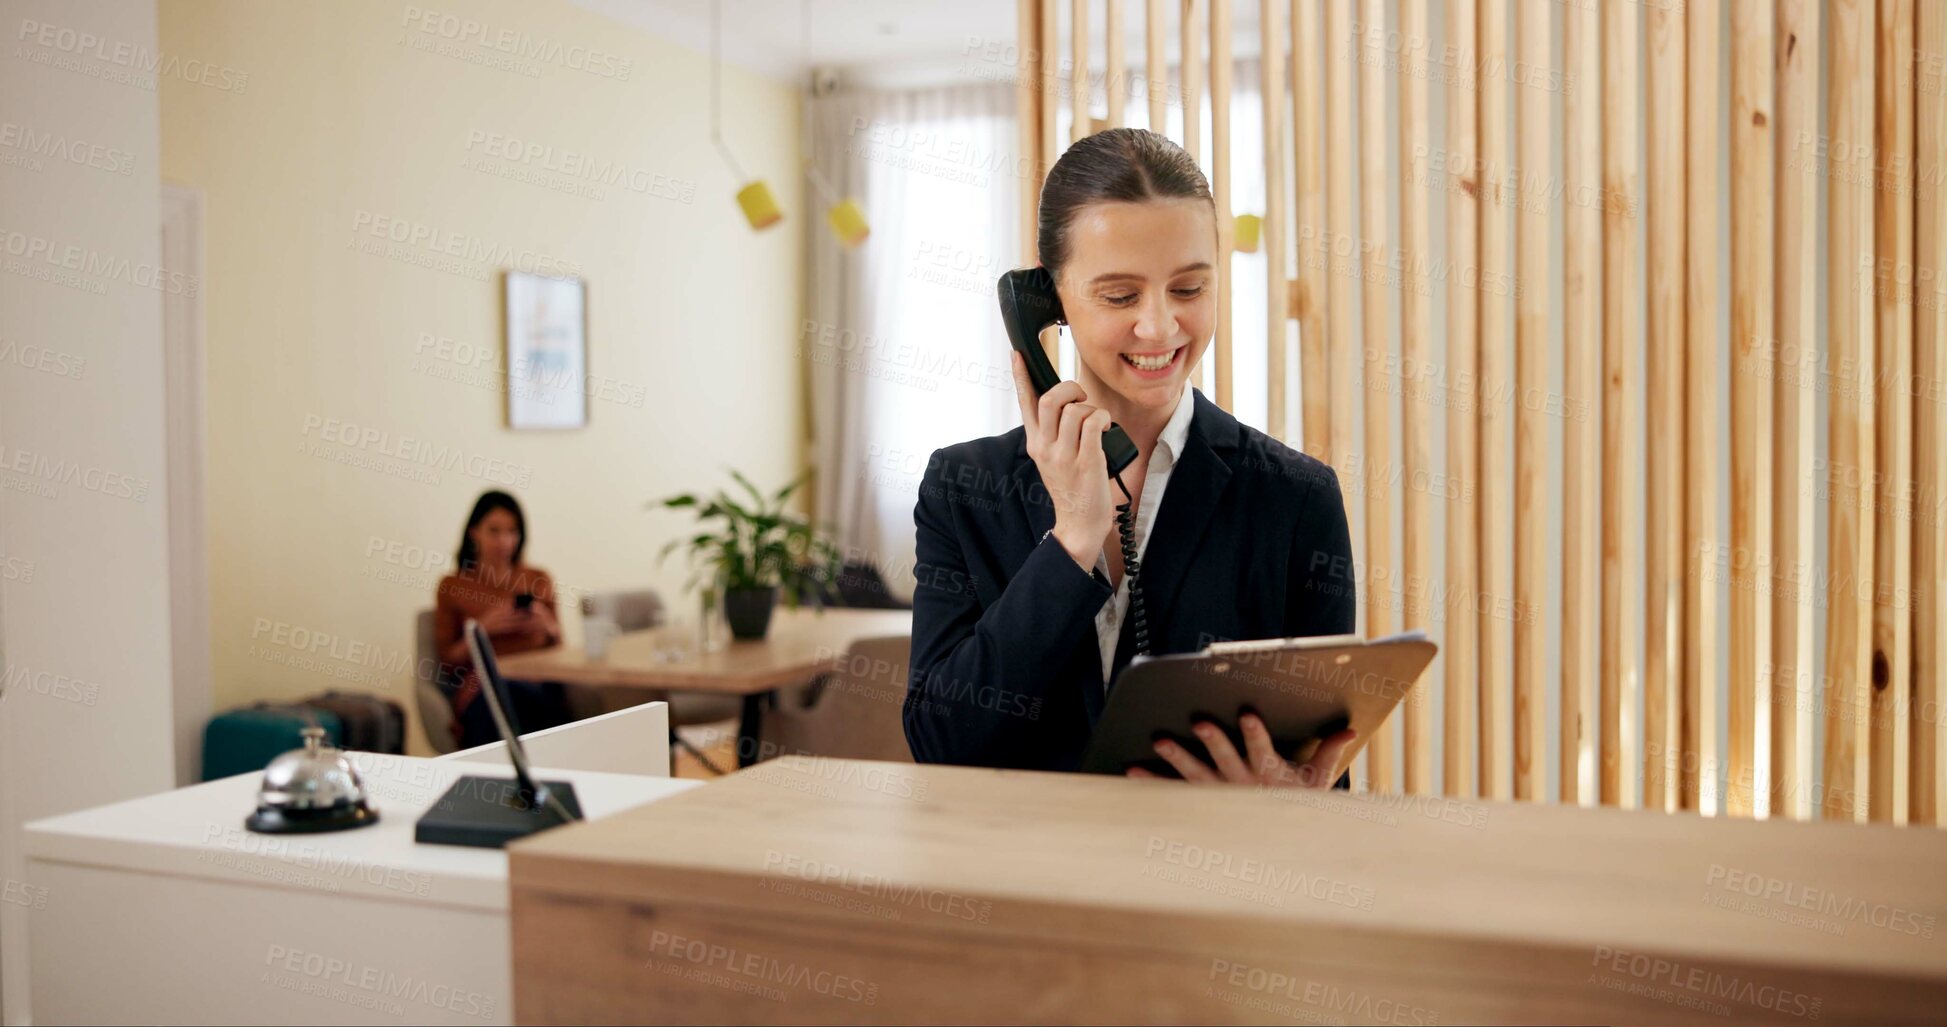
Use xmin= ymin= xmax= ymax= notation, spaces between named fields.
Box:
xmin=510 ymin=758 xmax=1947 ymax=1024
xmin=497 ymin=607 xmax=911 ymax=767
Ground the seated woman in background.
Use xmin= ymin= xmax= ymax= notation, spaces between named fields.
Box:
xmin=433 ymin=490 xmax=570 ymax=748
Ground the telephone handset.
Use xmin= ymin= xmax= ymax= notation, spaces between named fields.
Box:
xmin=996 ymin=267 xmax=1152 ymax=658
xmin=997 ymin=268 xmax=1141 ymax=476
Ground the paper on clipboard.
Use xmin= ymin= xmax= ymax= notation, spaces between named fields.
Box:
xmin=1200 ymin=628 xmax=1429 ymax=657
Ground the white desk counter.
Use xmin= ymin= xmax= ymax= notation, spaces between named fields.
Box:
xmin=25 ymin=753 xmax=695 ymax=1025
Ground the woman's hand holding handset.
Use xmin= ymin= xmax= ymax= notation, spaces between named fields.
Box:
xmin=476 ymin=602 xmax=534 ymax=636
xmin=1011 ymin=350 xmax=1116 ymax=572
xmin=1127 ymin=712 xmax=1358 ymax=790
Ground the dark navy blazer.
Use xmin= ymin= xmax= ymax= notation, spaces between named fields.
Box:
xmin=904 ymin=389 xmax=1357 ymax=771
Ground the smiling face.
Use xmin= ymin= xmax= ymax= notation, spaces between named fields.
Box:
xmin=1052 ymin=196 xmax=1217 ymax=416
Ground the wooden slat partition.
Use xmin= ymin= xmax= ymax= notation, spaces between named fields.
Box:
xmin=1040 ymin=0 xmax=1062 ymax=367
xmin=1443 ymin=0 xmax=1479 ymax=801
xmin=1321 ymin=0 xmax=1359 ymax=790
xmin=1772 ymin=0 xmax=1819 ymax=822
xmin=1683 ymin=0 xmax=1722 ymax=816
xmin=1727 ymin=0 xmax=1774 ymax=819
xmin=1325 ymin=1 xmax=1355 ymax=512
xmin=1014 ymin=0 xmax=1947 ymax=827
xmin=1209 ymin=0 xmax=1231 ymax=410
xmin=1917 ymin=0 xmax=1947 ymax=827
xmin=1825 ymin=0 xmax=1876 ymax=824
xmin=1040 ymin=0 xmax=1060 ymax=166
xmin=1871 ymin=0 xmax=1915 ymax=825
xmin=1358 ymin=0 xmax=1394 ymax=794
xmin=1561 ymin=0 xmax=1598 ymax=808
xmin=1398 ymin=0 xmax=1432 ymax=796
xmin=1601 ymin=0 xmax=1642 ymax=811
xmin=1181 ymin=0 xmax=1202 ymax=162
xmin=1511 ymin=0 xmax=1548 ymax=803
xmin=1017 ymin=0 xmax=1045 ymax=265
xmin=1105 ymin=0 xmax=1125 ymax=126
xmin=1071 ymin=0 xmax=1090 ymax=145
xmin=1294 ymin=0 xmax=1328 ymax=460
xmin=1260 ymin=0 xmax=1284 ymax=441
xmin=1644 ymin=0 xmax=1687 ymax=814
xmin=1476 ymin=0 xmax=1512 ymax=802
xmin=1146 ymin=0 xmax=1166 ymax=130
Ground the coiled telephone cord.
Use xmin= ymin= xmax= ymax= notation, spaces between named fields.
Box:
xmin=1112 ymin=472 xmax=1151 ymax=657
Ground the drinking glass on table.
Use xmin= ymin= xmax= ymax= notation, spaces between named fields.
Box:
xmin=651 ymin=617 xmax=693 ymax=663
xmin=582 ymin=615 xmax=620 ymax=662
xmin=697 ymin=584 xmax=728 ymax=653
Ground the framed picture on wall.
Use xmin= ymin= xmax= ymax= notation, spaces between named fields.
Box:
xmin=504 ymin=270 xmax=589 ymax=430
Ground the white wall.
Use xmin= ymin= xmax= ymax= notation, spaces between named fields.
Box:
xmin=0 ymin=0 xmax=178 ymax=1019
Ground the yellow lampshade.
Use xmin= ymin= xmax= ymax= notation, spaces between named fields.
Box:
xmin=1232 ymin=213 xmax=1262 ymax=253
xmin=735 ymin=180 xmax=783 ymax=230
xmin=826 ymin=199 xmax=870 ymax=247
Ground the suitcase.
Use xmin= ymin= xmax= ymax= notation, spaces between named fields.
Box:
xmin=201 ymin=703 xmax=343 ymax=781
xmin=302 ymin=691 xmax=406 ymax=754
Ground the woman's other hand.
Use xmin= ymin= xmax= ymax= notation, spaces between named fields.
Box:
xmin=526 ymin=599 xmax=561 ymax=644
xmin=1127 ymin=713 xmax=1357 ymax=790
xmin=1011 ymin=350 xmax=1115 ymax=571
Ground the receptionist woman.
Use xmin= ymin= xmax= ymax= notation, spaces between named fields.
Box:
xmin=905 ymin=128 xmax=1358 ymax=788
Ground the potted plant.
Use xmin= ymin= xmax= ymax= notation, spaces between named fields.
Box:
xmin=653 ymin=471 xmax=842 ymax=640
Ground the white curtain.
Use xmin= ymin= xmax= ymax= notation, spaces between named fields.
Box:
xmin=805 ymin=84 xmax=1021 ymax=600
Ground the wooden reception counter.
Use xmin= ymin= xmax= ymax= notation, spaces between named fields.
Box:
xmin=509 ymin=758 xmax=1947 ymax=1025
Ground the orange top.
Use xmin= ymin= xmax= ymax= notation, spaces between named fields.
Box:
xmin=433 ymin=564 xmax=561 ymax=694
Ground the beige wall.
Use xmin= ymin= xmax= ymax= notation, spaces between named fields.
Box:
xmin=158 ymin=0 xmax=804 ymax=751
xmin=1 ymin=0 xmax=177 ymax=1015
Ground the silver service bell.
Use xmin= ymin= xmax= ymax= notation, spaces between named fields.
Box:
xmin=245 ymin=725 xmax=380 ymax=834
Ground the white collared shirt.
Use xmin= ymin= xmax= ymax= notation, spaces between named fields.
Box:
xmin=1092 ymin=385 xmax=1198 ymax=685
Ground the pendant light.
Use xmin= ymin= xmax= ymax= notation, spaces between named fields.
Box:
xmin=713 ymin=0 xmax=781 ymax=229
xmin=1232 ymin=213 xmax=1262 ymax=253
xmin=801 ymin=0 xmax=868 ymax=247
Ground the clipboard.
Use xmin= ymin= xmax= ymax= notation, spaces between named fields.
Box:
xmin=1079 ymin=631 xmax=1439 ymax=778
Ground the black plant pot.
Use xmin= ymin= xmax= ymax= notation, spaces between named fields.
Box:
xmin=723 ymin=586 xmax=779 ymax=640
